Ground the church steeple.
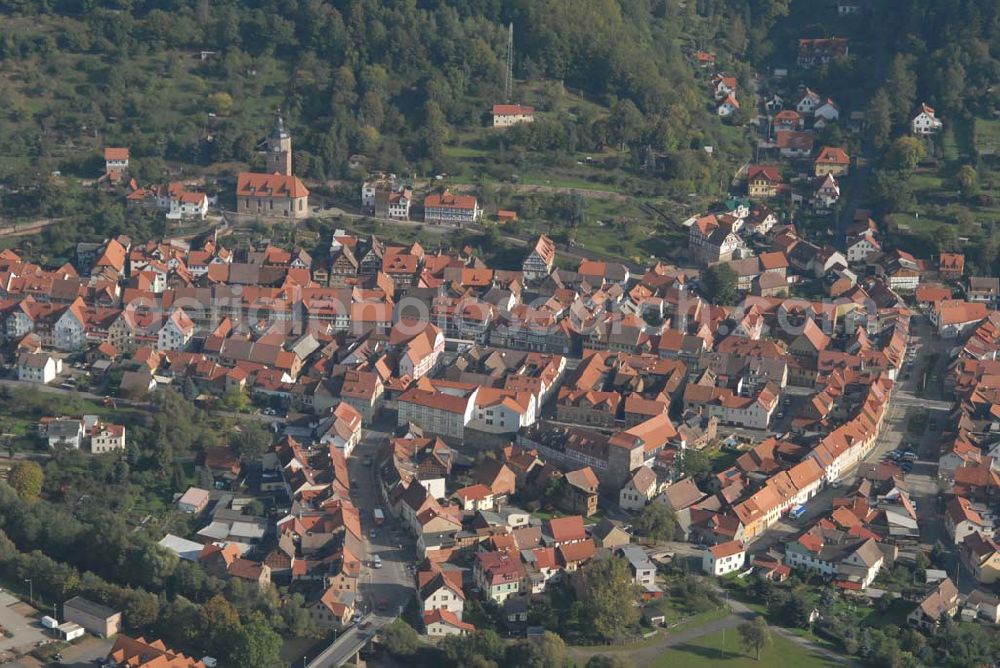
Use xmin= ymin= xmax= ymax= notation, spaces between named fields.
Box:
xmin=267 ymin=110 xmax=292 ymax=176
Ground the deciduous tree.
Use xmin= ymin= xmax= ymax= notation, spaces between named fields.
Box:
xmin=633 ymin=501 xmax=679 ymax=541
xmin=8 ymin=461 xmax=43 ymax=501
xmin=230 ymin=612 xmax=283 ymax=668
xmin=579 ymin=557 xmax=640 ymax=643
xmin=956 ymin=164 xmax=979 ymax=198
xmin=738 ymin=616 xmax=772 ymax=660
xmin=884 ymin=136 xmax=926 ymax=173
xmin=381 ymin=618 xmax=419 ymax=657
xmin=701 ymin=263 xmax=738 ymax=305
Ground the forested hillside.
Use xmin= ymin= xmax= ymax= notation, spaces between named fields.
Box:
xmin=861 ymin=0 xmax=1000 ymax=273
xmin=0 ymin=0 xmax=778 ymax=190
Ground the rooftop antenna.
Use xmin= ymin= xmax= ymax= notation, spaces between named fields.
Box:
xmin=505 ymin=22 xmax=514 ymax=102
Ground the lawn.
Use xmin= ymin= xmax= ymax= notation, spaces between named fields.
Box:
xmin=859 ymin=598 xmax=914 ymax=629
xmin=973 ymin=118 xmax=1000 ymax=157
xmin=653 ymin=628 xmax=841 ymax=668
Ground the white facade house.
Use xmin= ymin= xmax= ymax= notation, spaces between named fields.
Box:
xmin=398 ymin=329 xmax=445 ymax=380
xmin=705 ymin=391 xmax=778 ymax=430
xmin=813 ymin=100 xmax=840 ymax=123
xmin=619 ymin=466 xmax=658 ymax=511
xmin=54 ymin=307 xmax=87 ymax=351
xmin=382 ymin=191 xmax=411 ymax=220
xmin=796 ymin=89 xmax=822 ymax=114
xmin=91 ymin=424 xmax=126 ymax=454
xmin=718 ymin=95 xmax=740 ymax=117
xmin=397 ymin=387 xmax=479 ymax=441
xmin=157 ymin=308 xmax=194 ymax=352
xmin=317 ymin=403 xmax=363 ymax=458
xmin=702 ymin=541 xmax=746 ymax=576
xmin=423 ymin=609 xmax=474 ymax=636
xmin=419 ymin=574 xmax=465 ymax=620
xmin=470 ymin=392 xmax=536 ymax=434
xmin=47 ymin=419 xmax=84 ymax=449
xmin=18 ymin=352 xmax=61 ymax=384
xmin=167 ymin=191 xmax=208 ymax=220
xmin=104 ymin=147 xmax=129 ymax=175
xmin=846 ymin=235 xmax=879 ymax=264
xmin=492 ymin=104 xmax=535 ymax=127
xmin=523 ymin=235 xmax=556 ymax=282
xmin=912 ymin=104 xmax=943 ymax=135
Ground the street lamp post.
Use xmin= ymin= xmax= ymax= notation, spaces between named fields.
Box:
xmin=24 ymin=579 xmax=32 ymax=606
xmin=720 ymin=589 xmax=730 ymax=659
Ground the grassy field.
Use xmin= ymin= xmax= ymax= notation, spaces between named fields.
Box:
xmin=897 ymin=114 xmax=1000 ymax=249
xmin=974 ymin=118 xmax=1000 ymax=156
xmin=653 ymin=628 xmax=840 ymax=668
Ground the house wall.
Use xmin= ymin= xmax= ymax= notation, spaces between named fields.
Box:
xmin=238 ymin=195 xmax=308 ymax=219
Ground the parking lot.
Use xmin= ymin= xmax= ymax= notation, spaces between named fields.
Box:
xmin=0 ymin=591 xmax=46 ymax=656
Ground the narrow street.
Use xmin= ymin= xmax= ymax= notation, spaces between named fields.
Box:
xmin=304 ymin=427 xmax=417 ymax=667
xmin=748 ymin=314 xmax=947 ymax=554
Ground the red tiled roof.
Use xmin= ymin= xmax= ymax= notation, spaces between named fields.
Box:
xmin=816 ymin=146 xmax=850 ymax=165
xmin=104 ymin=147 xmax=130 ymax=161
xmin=423 ymin=608 xmax=475 ymax=631
xmin=547 ymin=515 xmax=586 ymax=544
xmin=236 ymin=172 xmax=309 ymax=199
xmin=424 ymin=190 xmax=477 ymax=210
xmin=493 ymin=104 xmax=534 ymax=116
xmin=709 ymin=540 xmax=745 ymax=559
xmin=748 ymin=165 xmax=782 ymax=183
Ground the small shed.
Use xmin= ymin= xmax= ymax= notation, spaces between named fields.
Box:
xmin=177 ymin=487 xmax=211 ymax=514
xmin=642 ymin=606 xmax=666 ymax=627
xmin=57 ymin=622 xmax=85 ymax=641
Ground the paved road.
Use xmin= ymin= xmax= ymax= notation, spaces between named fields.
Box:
xmin=55 ymin=635 xmax=114 ymax=667
xmin=748 ymin=315 xmax=946 ymax=553
xmin=305 ymin=429 xmax=416 ymax=667
xmin=0 ymin=593 xmax=45 ymax=656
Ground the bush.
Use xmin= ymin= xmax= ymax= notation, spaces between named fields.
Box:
xmin=381 ymin=619 xmax=420 ymax=657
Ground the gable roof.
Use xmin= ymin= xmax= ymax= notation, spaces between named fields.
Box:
xmin=816 ymin=146 xmax=850 ymax=166
xmin=546 ymin=515 xmax=586 ymax=544
xmin=709 ymin=540 xmax=745 ymax=559
xmin=748 ymin=165 xmax=782 ymax=183
xmin=236 ymin=172 xmax=309 ymax=199
xmin=104 ymin=147 xmax=130 ymax=161
xmin=662 ymin=477 xmax=704 ymax=511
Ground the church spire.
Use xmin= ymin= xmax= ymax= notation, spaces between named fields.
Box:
xmin=272 ymin=109 xmax=289 ymax=141
xmin=267 ymin=109 xmax=292 ymax=176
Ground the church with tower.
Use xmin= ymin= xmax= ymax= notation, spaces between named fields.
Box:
xmin=236 ymin=113 xmax=310 ymax=219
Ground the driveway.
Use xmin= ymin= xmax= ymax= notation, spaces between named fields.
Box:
xmin=54 ymin=635 xmax=113 ymax=667
xmin=0 ymin=592 xmax=46 ymax=655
